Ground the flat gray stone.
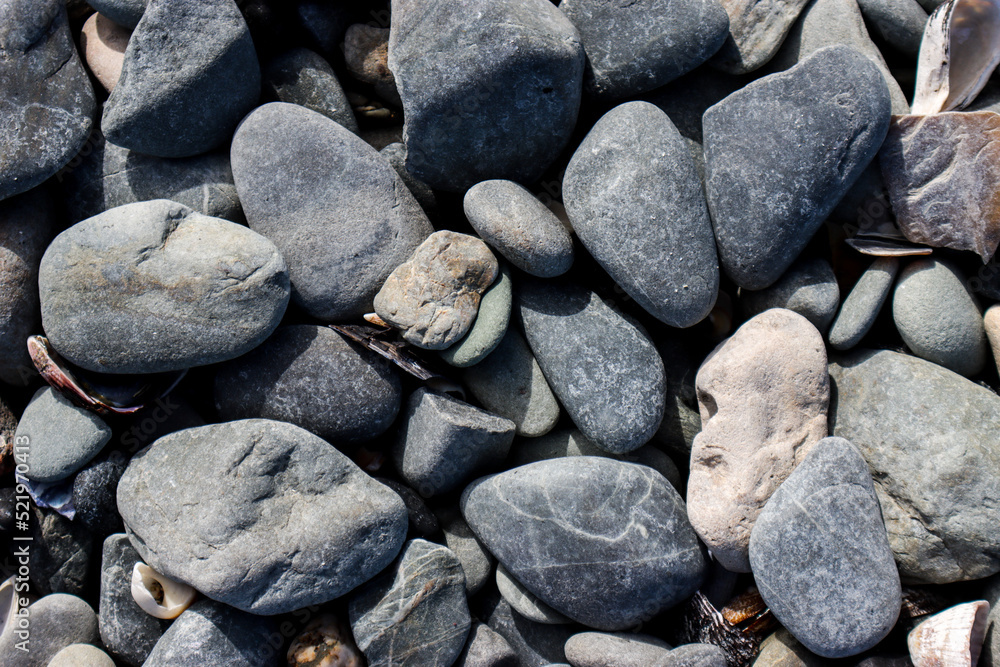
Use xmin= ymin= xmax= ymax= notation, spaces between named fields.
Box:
xmin=712 ymin=0 xmax=811 ymax=73
xmin=349 ymin=539 xmax=471 ymax=667
xmin=117 ymin=419 xmax=409 ymax=614
xmin=0 ymin=0 xmax=95 ymax=201
xmin=856 ymin=0 xmax=927 ymax=58
xmin=518 ymin=279 xmax=666 ymax=454
xmin=464 ymin=180 xmax=574 ymax=278
xmin=388 ymin=0 xmax=584 ymax=191
xmin=892 ymin=258 xmax=988 ymax=377
xmin=435 ymin=505 xmax=495 ymax=596
xmin=564 ymin=631 xmax=672 ymax=667
xmin=741 ymin=257 xmax=840 ymax=332
xmin=214 ymin=325 xmax=402 ymax=444
xmin=87 ymin=0 xmax=146 ymax=28
xmin=231 ymin=102 xmax=432 ymax=321
xmin=39 ymin=200 xmax=289 ymax=374
xmin=704 ymin=45 xmax=891 ymax=289
xmin=497 ymin=564 xmax=570 ymax=625
xmin=16 ymin=387 xmax=111 ymax=483
xmin=440 ymin=264 xmax=512 ymax=367
xmin=102 ymin=0 xmax=259 ymax=157
xmin=456 ymin=622 xmax=519 ymax=667
xmin=829 ymin=349 xmax=1000 ymax=583
xmin=749 ymin=437 xmax=901 ymax=658
xmin=0 ymin=594 xmax=98 ymax=667
xmin=462 ymin=457 xmax=705 ymax=630
xmin=262 ymin=47 xmax=358 ymax=133
xmin=828 ymin=257 xmax=899 ymax=351
xmin=143 ymin=599 xmax=276 ymax=667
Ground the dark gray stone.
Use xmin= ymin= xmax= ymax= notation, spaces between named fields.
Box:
xmin=497 ymin=563 xmax=570 ymax=625
xmin=649 ymin=338 xmax=702 ymax=461
xmin=560 ymin=0 xmax=729 ymax=99
xmin=393 ymin=388 xmax=515 ymax=497
xmin=381 ymin=142 xmax=437 ymax=212
xmin=117 ymin=419 xmax=409 ymax=614
xmin=143 ymin=599 xmax=276 ymax=667
xmin=102 ymin=0 xmax=260 ymax=157
xmin=828 ymin=257 xmax=899 ymax=351
xmin=645 ymin=66 xmax=753 ymax=146
xmin=518 ymin=279 xmax=666 ymax=454
xmin=456 ymin=622 xmax=519 ymax=667
xmin=654 ymin=644 xmax=729 ymax=667
xmin=214 ymin=325 xmax=402 ymax=445
xmin=262 ymin=47 xmax=358 ymax=133
xmin=435 ymin=505 xmax=495 ymax=595
xmin=464 ymin=180 xmax=574 ymax=279
xmin=564 ymin=631 xmax=672 ymax=667
xmin=0 ymin=0 xmax=95 ymax=202
xmin=98 ymin=534 xmax=169 ymax=666
xmin=440 ymin=264 xmax=512 ymax=367
xmin=231 ymin=102 xmax=432 ymax=320
xmin=377 ymin=478 xmax=440 ymax=538
xmin=27 ymin=503 xmax=93 ymax=596
xmin=462 ymin=457 xmax=705 ymax=630
xmin=349 ymin=539 xmax=471 ymax=667
xmin=0 ymin=594 xmax=98 ymax=667
xmin=856 ymin=0 xmax=927 ymax=58
xmin=564 ymin=101 xmax=719 ymax=328
xmin=479 ymin=595 xmax=577 ymax=667
xmin=749 ymin=437 xmax=901 ymax=658
xmin=388 ymin=0 xmax=585 ymax=191
xmin=72 ymin=452 xmax=127 ymax=536
xmin=741 ymin=257 xmax=840 ymax=332
xmin=87 ymin=0 xmax=146 ymax=28
xmin=829 ymin=350 xmax=1000 ymax=583
xmin=703 ymin=45 xmax=891 ymax=289
xmin=16 ymin=387 xmax=112 ymax=482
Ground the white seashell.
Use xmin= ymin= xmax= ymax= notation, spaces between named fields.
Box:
xmin=912 ymin=0 xmax=1000 ymax=114
xmin=907 ymin=599 xmax=990 ymax=667
xmin=130 ymin=563 xmax=196 ymax=620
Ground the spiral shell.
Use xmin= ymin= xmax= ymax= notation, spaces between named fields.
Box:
xmin=131 ymin=562 xmax=196 ymax=620
xmin=907 ymin=599 xmax=990 ymax=667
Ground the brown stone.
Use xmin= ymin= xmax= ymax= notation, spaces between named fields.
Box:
xmin=880 ymin=112 xmax=1000 ymax=263
xmin=287 ymin=614 xmax=363 ymax=667
xmin=343 ymin=24 xmax=400 ymax=106
xmin=79 ymin=13 xmax=131 ymax=93
xmin=986 ymin=304 xmax=1000 ymax=377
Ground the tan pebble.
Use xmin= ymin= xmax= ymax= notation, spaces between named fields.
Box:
xmin=80 ymin=12 xmax=131 ymax=92
xmin=287 ymin=614 xmax=364 ymax=667
xmin=986 ymin=304 xmax=1000 ymax=376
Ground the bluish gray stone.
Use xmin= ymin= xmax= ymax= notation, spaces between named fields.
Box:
xmin=143 ymin=600 xmax=276 ymax=667
xmin=117 ymin=419 xmax=409 ymax=614
xmin=518 ymin=279 xmax=665 ymax=454
xmin=0 ymin=594 xmax=99 ymax=667
xmin=654 ymin=644 xmax=728 ymax=666
xmin=381 ymin=142 xmax=437 ymax=212
xmin=856 ymin=0 xmax=927 ymax=58
xmin=892 ymin=258 xmax=988 ymax=377
xmin=479 ymin=595 xmax=576 ymax=667
xmin=87 ymin=0 xmax=146 ymax=28
xmin=72 ymin=452 xmax=127 ymax=536
xmin=440 ymin=265 xmax=512 ymax=367
xmin=560 ymin=0 xmax=730 ymax=99
xmin=231 ymin=102 xmax=432 ymax=320
xmin=16 ymin=387 xmax=111 ymax=483
xmin=349 ymin=539 xmax=471 ymax=667
xmin=565 ymin=101 xmax=718 ymax=328
xmin=262 ymin=47 xmax=359 ymax=133
xmin=462 ymin=457 xmax=705 ymax=630
xmin=564 ymin=631 xmax=672 ymax=667
xmin=497 ymin=564 xmax=570 ymax=625
xmin=388 ymin=0 xmax=584 ymax=191
xmin=436 ymin=505 xmax=495 ymax=596
xmin=456 ymin=622 xmax=518 ymax=667
xmin=749 ymin=437 xmax=901 ymax=658
xmin=464 ymin=180 xmax=574 ymax=278
xmin=828 ymin=257 xmax=899 ymax=351
xmin=741 ymin=257 xmax=840 ymax=331
xmin=39 ymin=200 xmax=290 ymax=374
xmin=704 ymin=45 xmax=891 ymax=289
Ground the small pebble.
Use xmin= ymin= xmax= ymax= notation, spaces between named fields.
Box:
xmin=440 ymin=265 xmax=512 ymax=368
xmin=828 ymin=257 xmax=900 ymax=351
xmin=16 ymin=387 xmax=111 ymax=483
xmin=80 ymin=12 xmax=130 ymax=93
xmin=740 ymin=257 xmax=840 ymax=332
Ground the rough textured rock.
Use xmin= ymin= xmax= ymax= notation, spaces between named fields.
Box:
xmin=72 ymin=452 xmax=127 ymax=536
xmin=856 ymin=0 xmax=927 ymax=57
xmin=388 ymin=0 xmax=585 ymax=191
xmin=349 ymin=539 xmax=471 ymax=667
xmin=479 ymin=595 xmax=576 ymax=666
xmin=688 ymin=309 xmax=829 ymax=573
xmin=87 ymin=0 xmax=145 ymax=29
xmin=749 ymin=437 xmax=901 ymax=658
xmin=496 ymin=564 xmax=570 ymax=625
xmin=0 ymin=594 xmax=99 ymax=667
xmin=286 ymin=614 xmax=365 ymax=667
xmin=559 ymin=0 xmax=730 ymax=99
xmin=27 ymin=504 xmax=93 ymax=596
xmin=456 ymin=622 xmax=519 ymax=667
xmin=829 ymin=349 xmax=1000 ymax=583
xmin=564 ymin=101 xmax=719 ymax=327
xmin=39 ymin=200 xmax=289 ymax=374
xmin=48 ymin=644 xmax=116 ymax=667
xmin=117 ymin=419 xmax=409 ymax=614
xmin=143 ymin=599 xmax=276 ymax=667
xmin=704 ymin=45 xmax=891 ymax=289
xmin=262 ymin=47 xmax=358 ymax=133
xmin=102 ymin=0 xmax=260 ymax=157
xmin=16 ymin=387 xmax=112 ymax=482
xmin=987 ymin=304 xmax=1000 ymax=377
xmin=393 ymin=388 xmax=515 ymax=497
xmin=436 ymin=505 xmax=495 ymax=595
xmin=564 ymin=631 xmax=672 ymax=667
xmin=881 ymin=113 xmax=1000 ymax=263
xmin=232 ymin=102 xmax=432 ymax=320
xmin=518 ymin=279 xmax=666 ymax=454
xmin=0 ymin=0 xmax=95 ymax=202
xmin=80 ymin=12 xmax=130 ymax=93
xmin=464 ymin=180 xmax=574 ymax=278
xmin=712 ymin=0 xmax=812 ymax=73
xmin=214 ymin=325 xmax=402 ymax=445
xmin=741 ymin=257 xmax=840 ymax=332
xmin=344 ymin=24 xmax=400 ymax=106
xmin=892 ymin=258 xmax=988 ymax=377
xmin=375 ymin=231 xmax=499 ymax=350
xmin=462 ymin=457 xmax=705 ymax=630
xmin=828 ymin=257 xmax=899 ymax=351
xmin=440 ymin=264 xmax=512 ymax=367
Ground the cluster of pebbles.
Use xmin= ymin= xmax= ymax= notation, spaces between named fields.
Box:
xmin=4 ymin=0 xmax=1000 ymax=665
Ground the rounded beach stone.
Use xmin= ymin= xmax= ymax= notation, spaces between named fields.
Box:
xmin=518 ymin=278 xmax=666 ymax=454
xmin=0 ymin=594 xmax=99 ymax=667
xmin=711 ymin=0 xmax=811 ymax=74
xmin=496 ymin=564 xmax=570 ymax=625
xmin=39 ymin=200 xmax=290 ymax=374
xmin=892 ymin=258 xmax=988 ymax=377
xmin=828 ymin=257 xmax=899 ymax=351
xmin=72 ymin=452 xmax=127 ymax=536
xmin=0 ymin=0 xmax=95 ymax=202
xmin=214 ymin=325 xmax=402 ymax=445
xmin=142 ymin=599 xmax=276 ymax=667
xmin=987 ymin=305 xmax=1000 ymax=377
xmin=87 ymin=0 xmax=145 ymax=29
xmin=262 ymin=47 xmax=358 ymax=133
xmin=231 ymin=102 xmax=432 ymax=321
xmin=116 ymin=419 xmax=409 ymax=614
xmin=436 ymin=505 xmax=494 ymax=596
xmin=80 ymin=12 xmax=130 ymax=93
xmin=456 ymin=622 xmax=518 ymax=667
xmin=741 ymin=257 xmax=840 ymax=332
xmin=856 ymin=0 xmax=928 ymax=58
xmin=749 ymin=437 xmax=901 ymax=658
xmin=440 ymin=265 xmax=512 ymax=367
xmin=48 ymin=644 xmax=116 ymax=667
xmin=564 ymin=101 xmax=719 ymax=328
xmin=687 ymin=309 xmax=829 ymax=573
xmin=464 ymin=180 xmax=574 ymax=278
xmin=654 ymin=644 xmax=729 ymax=666
xmin=480 ymin=595 xmax=577 ymax=665
xmin=564 ymin=632 xmax=672 ymax=667
xmin=462 ymin=457 xmax=705 ymax=631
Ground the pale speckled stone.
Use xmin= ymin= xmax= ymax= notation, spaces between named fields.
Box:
xmin=48 ymin=644 xmax=116 ymax=667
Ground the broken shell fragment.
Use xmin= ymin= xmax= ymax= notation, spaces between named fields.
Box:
xmin=907 ymin=600 xmax=990 ymax=667
xmin=131 ymin=562 xmax=197 ymax=620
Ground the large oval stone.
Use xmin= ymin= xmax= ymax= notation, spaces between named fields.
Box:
xmin=39 ymin=199 xmax=289 ymax=374
xmin=461 ymin=457 xmax=705 ymax=631
xmin=117 ymin=419 xmax=409 ymax=615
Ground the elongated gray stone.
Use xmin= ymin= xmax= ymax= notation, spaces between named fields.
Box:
xmin=39 ymin=200 xmax=289 ymax=374
xmin=99 ymin=534 xmax=168 ymax=666
xmin=496 ymin=564 xmax=570 ymax=625
xmin=749 ymin=437 xmax=901 ymax=658
xmin=741 ymin=257 xmax=839 ymax=332
xmin=564 ymin=101 xmax=718 ymax=327
xmin=564 ymin=632 xmax=672 ymax=667
xmin=262 ymin=47 xmax=358 ymax=133
xmin=143 ymin=600 xmax=275 ymax=667
xmin=518 ymin=279 xmax=665 ymax=454
xmin=439 ymin=264 xmax=512 ymax=367
xmin=117 ymin=419 xmax=409 ymax=614
xmin=436 ymin=505 xmax=495 ymax=596
xmin=712 ymin=0 xmax=812 ymax=73
xmin=828 ymin=257 xmax=899 ymax=350
xmin=462 ymin=457 xmax=705 ymax=630
xmin=704 ymin=45 xmax=891 ymax=289
xmin=16 ymin=387 xmax=111 ymax=483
